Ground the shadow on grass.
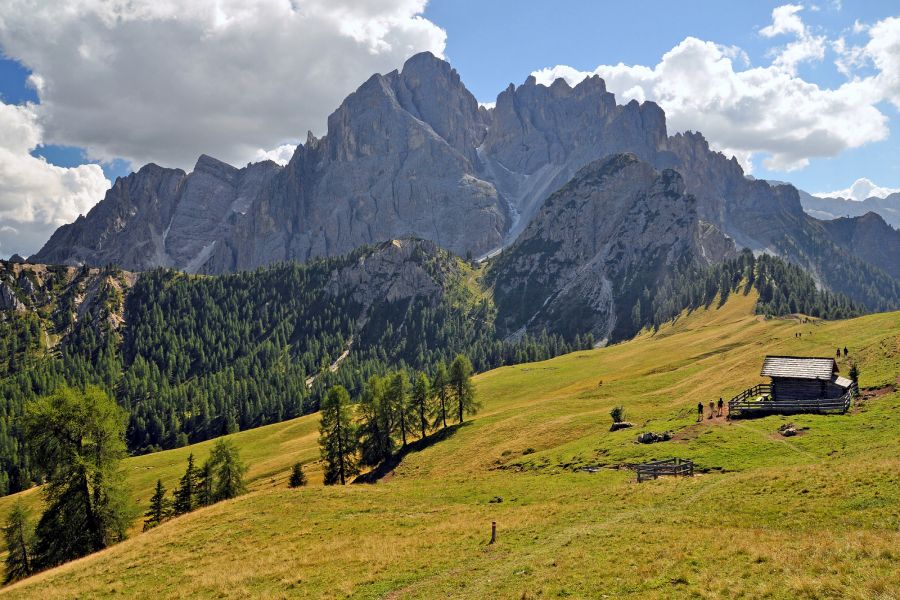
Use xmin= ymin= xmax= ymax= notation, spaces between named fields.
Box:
xmin=353 ymin=421 xmax=472 ymax=484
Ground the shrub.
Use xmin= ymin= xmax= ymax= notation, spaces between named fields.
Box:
xmin=610 ymin=406 xmax=626 ymax=423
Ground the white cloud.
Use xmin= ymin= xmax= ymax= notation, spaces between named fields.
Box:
xmin=253 ymin=144 xmax=296 ymax=166
xmin=0 ymin=101 xmax=111 ymax=257
xmin=760 ymin=4 xmax=807 ymax=38
xmin=531 ymin=9 xmax=900 ymax=174
xmin=0 ymin=0 xmax=446 ymax=171
xmin=814 ymin=177 xmax=900 ymax=200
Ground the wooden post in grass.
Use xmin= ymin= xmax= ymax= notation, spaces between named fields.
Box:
xmin=490 ymin=521 xmax=497 ymax=544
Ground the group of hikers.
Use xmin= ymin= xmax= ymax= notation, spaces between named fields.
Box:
xmin=697 ymin=398 xmax=725 ymax=421
xmin=837 ymin=347 xmax=849 ymax=358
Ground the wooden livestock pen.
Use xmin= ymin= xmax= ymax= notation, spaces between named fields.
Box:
xmin=728 ymin=356 xmax=856 ymax=418
xmin=634 ymin=458 xmax=694 ymax=482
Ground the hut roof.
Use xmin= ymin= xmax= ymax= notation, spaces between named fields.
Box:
xmin=834 ymin=376 xmax=853 ymax=389
xmin=760 ymin=356 xmax=838 ymax=380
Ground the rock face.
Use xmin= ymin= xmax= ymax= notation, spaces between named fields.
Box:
xmin=489 ymin=154 xmax=736 ymax=342
xmin=31 ymin=52 xmax=900 ymax=311
xmin=325 ymin=239 xmax=458 ymax=308
xmin=32 ymin=158 xmax=281 ymax=273
xmin=820 ymin=212 xmax=900 ymax=280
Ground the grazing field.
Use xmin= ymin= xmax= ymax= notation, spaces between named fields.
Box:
xmin=3 ymin=291 xmax=899 ymax=599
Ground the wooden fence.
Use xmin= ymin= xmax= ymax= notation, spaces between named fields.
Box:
xmin=728 ymin=383 xmax=856 ymax=418
xmin=634 ymin=458 xmax=694 ymax=483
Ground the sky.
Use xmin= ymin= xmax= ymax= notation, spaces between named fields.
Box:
xmin=0 ymin=0 xmax=899 ymax=258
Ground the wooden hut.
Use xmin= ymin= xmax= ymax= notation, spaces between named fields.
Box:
xmin=728 ymin=355 xmax=856 ymax=417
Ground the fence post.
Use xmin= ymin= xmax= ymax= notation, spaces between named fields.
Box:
xmin=490 ymin=521 xmax=496 ymax=544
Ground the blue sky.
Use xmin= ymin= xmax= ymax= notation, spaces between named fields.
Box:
xmin=1 ymin=0 xmax=898 ymax=257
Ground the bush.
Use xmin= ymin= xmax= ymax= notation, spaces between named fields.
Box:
xmin=610 ymin=406 xmax=626 ymax=423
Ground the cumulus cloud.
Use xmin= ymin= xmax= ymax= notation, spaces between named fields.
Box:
xmin=0 ymin=0 xmax=446 ymax=171
xmin=0 ymin=101 xmax=111 ymax=257
xmin=814 ymin=177 xmax=900 ymax=200
xmin=531 ymin=6 xmax=899 ymax=174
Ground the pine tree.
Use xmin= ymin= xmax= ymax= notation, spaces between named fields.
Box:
xmin=449 ymin=355 xmax=479 ymax=423
xmin=143 ymin=479 xmax=172 ymax=530
xmin=172 ymin=453 xmax=197 ymax=515
xmin=289 ymin=462 xmax=306 ymax=488
xmin=432 ymin=361 xmax=450 ymax=429
xmin=412 ymin=372 xmax=431 ymax=439
xmin=3 ymin=501 xmax=34 ymax=583
xmin=319 ymin=385 xmax=359 ymax=485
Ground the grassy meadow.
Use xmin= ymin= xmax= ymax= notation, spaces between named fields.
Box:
xmin=2 ymin=291 xmax=898 ymax=598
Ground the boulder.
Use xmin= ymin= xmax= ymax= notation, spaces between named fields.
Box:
xmin=609 ymin=421 xmax=634 ymax=432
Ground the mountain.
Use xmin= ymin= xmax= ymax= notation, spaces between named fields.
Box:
xmin=30 ymin=52 xmax=900 ymax=312
xmin=820 ymin=212 xmax=900 ymax=280
xmin=796 ymin=188 xmax=900 ymax=228
xmin=489 ymin=154 xmax=735 ymax=342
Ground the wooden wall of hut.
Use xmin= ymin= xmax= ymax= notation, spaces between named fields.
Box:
xmin=771 ymin=378 xmax=831 ymax=401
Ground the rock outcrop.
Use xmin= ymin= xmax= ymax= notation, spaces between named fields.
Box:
xmin=488 ymin=154 xmax=736 ymax=342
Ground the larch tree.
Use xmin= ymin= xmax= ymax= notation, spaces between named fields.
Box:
xmin=24 ymin=385 xmax=134 ymax=570
xmin=357 ymin=375 xmax=394 ymax=467
xmin=209 ymin=439 xmax=247 ymax=501
xmin=432 ymin=361 xmax=450 ymax=429
xmin=449 ymin=355 xmax=479 ymax=423
xmin=197 ymin=459 xmax=215 ymax=507
xmin=319 ymin=385 xmax=359 ymax=485
xmin=3 ymin=501 xmax=34 ymax=583
xmin=412 ymin=372 xmax=432 ymax=439
xmin=387 ymin=371 xmax=413 ymax=447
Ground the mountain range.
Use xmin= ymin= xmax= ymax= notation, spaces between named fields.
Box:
xmin=28 ymin=52 xmax=900 ymax=320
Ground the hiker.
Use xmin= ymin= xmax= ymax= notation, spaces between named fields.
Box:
xmin=708 ymin=401 xmax=715 ymax=419
xmin=836 ymin=348 xmax=841 ymax=358
xmin=697 ymin=401 xmax=704 ymax=422
xmin=717 ymin=397 xmax=724 ymax=416
xmin=843 ymin=346 xmax=848 ymax=357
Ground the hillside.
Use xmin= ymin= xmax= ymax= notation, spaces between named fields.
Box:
xmin=2 ymin=292 xmax=897 ymax=598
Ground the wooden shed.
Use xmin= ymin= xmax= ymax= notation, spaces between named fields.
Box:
xmin=761 ymin=356 xmax=845 ymax=401
xmin=728 ymin=355 xmax=856 ymax=417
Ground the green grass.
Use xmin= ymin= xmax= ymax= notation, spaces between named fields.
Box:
xmin=2 ymin=291 xmax=898 ymax=599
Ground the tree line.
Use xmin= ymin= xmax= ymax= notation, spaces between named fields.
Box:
xmin=2 ymin=385 xmax=249 ymax=585
xmin=0 ymin=255 xmax=588 ymax=497
xmin=319 ymin=355 xmax=477 ymax=485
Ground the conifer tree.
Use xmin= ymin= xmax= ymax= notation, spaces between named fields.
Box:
xmin=319 ymin=385 xmax=359 ymax=485
xmin=412 ymin=372 xmax=432 ymax=439
xmin=432 ymin=361 xmax=450 ymax=429
xmin=173 ymin=453 xmax=198 ymax=515
xmin=143 ymin=479 xmax=172 ymax=530
xmin=357 ymin=375 xmax=394 ymax=466
xmin=3 ymin=501 xmax=34 ymax=583
xmin=289 ymin=462 xmax=306 ymax=488
xmin=387 ymin=371 xmax=413 ymax=446
xmin=197 ymin=459 xmax=215 ymax=507
xmin=209 ymin=439 xmax=247 ymax=501
xmin=25 ymin=386 xmax=134 ymax=569
xmin=449 ymin=355 xmax=479 ymax=423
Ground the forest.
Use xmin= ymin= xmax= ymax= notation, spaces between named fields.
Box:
xmin=0 ymin=247 xmax=866 ymax=497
